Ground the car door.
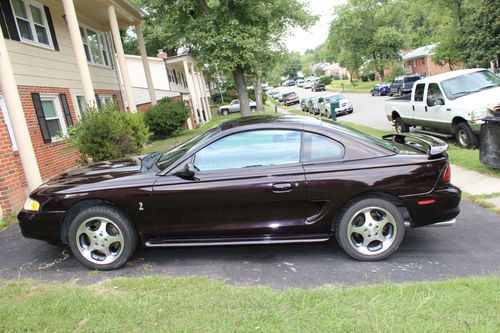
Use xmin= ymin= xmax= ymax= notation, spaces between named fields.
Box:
xmin=229 ymin=100 xmax=239 ymax=113
xmin=410 ymin=83 xmax=427 ymax=126
xmin=425 ymin=83 xmax=449 ymax=130
xmin=151 ymin=129 xmax=308 ymax=239
xmin=317 ymin=97 xmax=325 ymax=115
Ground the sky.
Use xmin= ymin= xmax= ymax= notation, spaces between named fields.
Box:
xmin=285 ymin=0 xmax=346 ymax=54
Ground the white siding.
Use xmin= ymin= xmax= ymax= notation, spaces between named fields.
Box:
xmin=125 ymin=55 xmax=170 ymax=91
xmin=6 ymin=0 xmax=120 ymax=91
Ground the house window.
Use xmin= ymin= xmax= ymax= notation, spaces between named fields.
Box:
xmin=40 ymin=95 xmax=67 ymax=141
xmin=11 ymin=0 xmax=53 ymax=47
xmin=79 ymin=25 xmax=112 ymax=68
xmin=98 ymin=94 xmax=113 ymax=106
xmin=0 ymin=96 xmax=18 ymax=151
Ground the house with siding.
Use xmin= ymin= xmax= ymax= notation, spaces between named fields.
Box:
xmin=0 ymin=0 xmax=157 ymax=217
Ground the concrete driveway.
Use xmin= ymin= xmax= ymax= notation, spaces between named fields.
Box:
xmin=273 ymin=85 xmax=393 ymax=131
xmin=1 ymin=201 xmax=499 ymax=289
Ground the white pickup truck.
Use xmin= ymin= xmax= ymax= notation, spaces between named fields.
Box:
xmin=385 ymin=69 xmax=500 ymax=148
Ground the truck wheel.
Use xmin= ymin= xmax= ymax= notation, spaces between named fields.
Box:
xmin=455 ymin=122 xmax=479 ymax=149
xmin=251 ymin=106 xmax=257 ymax=112
xmin=397 ymin=88 xmax=402 ymax=96
xmin=221 ymin=109 xmax=229 ymax=116
xmin=394 ymin=117 xmax=409 ymax=133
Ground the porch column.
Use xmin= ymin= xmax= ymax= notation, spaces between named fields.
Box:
xmin=135 ymin=23 xmax=156 ymax=106
xmin=108 ymin=4 xmax=136 ymax=112
xmin=0 ymin=26 xmax=42 ymax=190
xmin=183 ymin=60 xmax=200 ymax=125
xmin=196 ymin=72 xmax=210 ymax=120
xmin=62 ymin=0 xmax=96 ymax=107
xmin=200 ymin=73 xmax=212 ymax=120
xmin=191 ymin=64 xmax=206 ymax=123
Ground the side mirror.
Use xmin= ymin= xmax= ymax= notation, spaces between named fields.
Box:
xmin=174 ymin=163 xmax=197 ymax=180
xmin=426 ymin=95 xmax=435 ymax=107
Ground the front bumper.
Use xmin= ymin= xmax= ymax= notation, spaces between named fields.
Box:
xmin=18 ymin=209 xmax=65 ymax=243
xmin=334 ymin=106 xmax=353 ymax=115
xmin=399 ymin=185 xmax=461 ymax=227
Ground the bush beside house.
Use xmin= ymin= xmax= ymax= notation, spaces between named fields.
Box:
xmin=144 ymin=98 xmax=190 ymax=140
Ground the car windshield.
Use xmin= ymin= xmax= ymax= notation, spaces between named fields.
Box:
xmin=156 ymin=127 xmax=219 ymax=171
xmin=441 ymin=70 xmax=500 ymax=99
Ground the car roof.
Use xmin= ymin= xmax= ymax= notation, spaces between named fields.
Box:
xmin=218 ymin=115 xmax=321 ymax=131
xmin=416 ymin=68 xmax=487 ymax=84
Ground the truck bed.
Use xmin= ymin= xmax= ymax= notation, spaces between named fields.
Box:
xmin=387 ymin=95 xmax=411 ymax=102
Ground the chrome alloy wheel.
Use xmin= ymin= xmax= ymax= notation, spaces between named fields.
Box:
xmin=347 ymin=207 xmax=397 ymax=256
xmin=457 ymin=129 xmax=469 ymax=147
xmin=76 ymin=217 xmax=124 ymax=265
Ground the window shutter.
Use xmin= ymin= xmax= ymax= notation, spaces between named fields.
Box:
xmin=0 ymin=0 xmax=20 ymax=41
xmin=95 ymin=94 xmax=101 ymax=108
xmin=0 ymin=3 xmax=8 ymax=39
xmin=59 ymin=93 xmax=73 ymax=126
xmin=43 ymin=6 xmax=59 ymax=51
xmin=112 ymin=94 xmax=118 ymax=107
xmin=32 ymin=93 xmax=51 ymax=143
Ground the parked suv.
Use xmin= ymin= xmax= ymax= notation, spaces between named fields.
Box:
xmin=389 ymin=74 xmax=423 ymax=96
xmin=311 ymin=81 xmax=326 ymax=92
xmin=283 ymin=92 xmax=299 ymax=106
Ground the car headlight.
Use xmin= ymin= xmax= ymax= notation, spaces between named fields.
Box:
xmin=24 ymin=197 xmax=40 ymax=212
xmin=471 ymin=108 xmax=488 ymax=121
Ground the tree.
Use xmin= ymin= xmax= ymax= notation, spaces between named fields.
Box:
xmin=369 ymin=26 xmax=404 ymax=80
xmin=139 ymin=0 xmax=314 ymax=117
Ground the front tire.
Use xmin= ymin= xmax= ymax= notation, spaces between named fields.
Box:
xmin=454 ymin=122 xmax=479 ymax=149
xmin=68 ymin=205 xmax=137 ymax=270
xmin=221 ymin=109 xmax=229 ymax=116
xmin=394 ymin=117 xmax=409 ymax=133
xmin=335 ymin=197 xmax=405 ymax=261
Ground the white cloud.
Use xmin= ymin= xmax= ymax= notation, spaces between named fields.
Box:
xmin=285 ymin=0 xmax=346 ymax=54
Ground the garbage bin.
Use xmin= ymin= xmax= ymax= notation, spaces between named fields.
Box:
xmin=479 ymin=109 xmax=500 ymax=169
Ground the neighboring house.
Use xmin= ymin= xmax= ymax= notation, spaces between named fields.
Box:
xmin=0 ymin=0 xmax=153 ymax=216
xmin=324 ymin=63 xmax=348 ymax=78
xmin=122 ymin=54 xmax=181 ymax=112
xmin=159 ymin=51 xmax=212 ymax=127
xmin=402 ymin=43 xmax=452 ymax=77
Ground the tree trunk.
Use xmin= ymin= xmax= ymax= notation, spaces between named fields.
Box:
xmin=379 ymin=69 xmax=385 ymax=81
xmin=253 ymin=74 xmax=264 ymax=112
xmin=233 ymin=66 xmax=251 ymax=117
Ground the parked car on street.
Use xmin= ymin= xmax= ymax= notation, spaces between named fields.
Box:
xmin=19 ymin=115 xmax=461 ymax=270
xmin=283 ymin=92 xmax=300 ymax=106
xmin=282 ymin=80 xmax=295 ymax=86
xmin=385 ymin=68 xmax=500 ymax=149
xmin=297 ymin=79 xmax=305 ymax=87
xmin=305 ymin=97 xmax=320 ymax=114
xmin=300 ymin=97 xmax=311 ymax=112
xmin=318 ymin=93 xmax=353 ymax=117
xmin=389 ymin=74 xmax=423 ymax=96
xmin=311 ymin=81 xmax=326 ymax=92
xmin=304 ymin=82 xmax=312 ymax=89
xmin=371 ymin=83 xmax=390 ymax=96
xmin=218 ymin=99 xmax=257 ymax=115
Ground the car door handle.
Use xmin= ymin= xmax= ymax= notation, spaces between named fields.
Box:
xmin=272 ymin=183 xmax=293 ymax=193
xmin=412 ymin=105 xmax=415 ymax=111
xmin=425 ymin=106 xmax=428 ymax=112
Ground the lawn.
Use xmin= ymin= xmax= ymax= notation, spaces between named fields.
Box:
xmin=327 ymin=79 xmax=379 ymax=94
xmin=0 ymin=275 xmax=498 ymax=332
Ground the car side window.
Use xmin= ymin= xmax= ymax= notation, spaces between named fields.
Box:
xmin=427 ymin=83 xmax=444 ymax=103
xmin=414 ymin=84 xmax=425 ymax=102
xmin=302 ymin=132 xmax=344 ymax=163
xmin=194 ymin=130 xmax=301 ymax=171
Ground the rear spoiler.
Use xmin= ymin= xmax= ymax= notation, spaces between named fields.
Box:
xmin=382 ymin=133 xmax=448 ymax=156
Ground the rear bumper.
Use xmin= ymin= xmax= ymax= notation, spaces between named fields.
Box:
xmin=18 ymin=209 xmax=65 ymax=243
xmin=399 ymin=185 xmax=461 ymax=227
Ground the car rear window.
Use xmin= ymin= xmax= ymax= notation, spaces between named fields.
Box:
xmin=405 ymin=76 xmax=421 ymax=83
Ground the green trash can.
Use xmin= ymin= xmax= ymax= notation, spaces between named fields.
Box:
xmin=479 ymin=113 xmax=500 ymax=169
xmin=330 ymin=102 xmax=337 ymax=121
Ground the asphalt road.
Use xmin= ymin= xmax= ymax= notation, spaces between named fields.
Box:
xmin=1 ymin=201 xmax=499 ymax=289
xmin=273 ymin=85 xmax=394 ymax=131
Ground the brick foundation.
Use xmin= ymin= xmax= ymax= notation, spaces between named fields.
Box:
xmin=0 ymin=86 xmax=123 ymax=215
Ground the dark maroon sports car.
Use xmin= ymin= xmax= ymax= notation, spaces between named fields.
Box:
xmin=18 ymin=115 xmax=461 ymax=270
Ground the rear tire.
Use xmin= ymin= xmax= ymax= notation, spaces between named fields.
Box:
xmin=394 ymin=117 xmax=409 ymax=133
xmin=221 ymin=109 xmax=229 ymax=116
xmin=68 ymin=205 xmax=137 ymax=270
xmin=454 ymin=122 xmax=479 ymax=149
xmin=335 ymin=197 xmax=405 ymax=261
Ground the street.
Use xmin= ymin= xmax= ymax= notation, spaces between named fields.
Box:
xmin=273 ymin=85 xmax=394 ymax=131
xmin=1 ymin=201 xmax=499 ymax=289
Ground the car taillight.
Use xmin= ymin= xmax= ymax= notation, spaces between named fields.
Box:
xmin=443 ymin=163 xmax=451 ymax=183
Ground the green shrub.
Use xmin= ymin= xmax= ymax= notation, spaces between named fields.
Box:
xmin=143 ymin=98 xmax=189 ymax=140
xmin=212 ymin=89 xmax=238 ymax=104
xmin=248 ymin=88 xmax=268 ymax=105
xmin=319 ymin=76 xmax=333 ymax=85
xmin=68 ymin=104 xmax=150 ymax=162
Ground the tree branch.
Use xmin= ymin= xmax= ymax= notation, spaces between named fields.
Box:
xmin=197 ymin=0 xmax=210 ymax=16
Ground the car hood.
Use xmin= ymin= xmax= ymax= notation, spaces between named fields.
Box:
xmin=37 ymin=157 xmax=146 ymax=193
xmin=455 ymin=87 xmax=500 ymax=107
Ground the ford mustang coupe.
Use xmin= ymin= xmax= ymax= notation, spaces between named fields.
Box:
xmin=19 ymin=115 xmax=461 ymax=270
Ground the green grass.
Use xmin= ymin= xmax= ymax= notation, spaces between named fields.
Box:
xmin=0 ymin=212 xmax=17 ymax=231
xmin=327 ymin=79 xmax=379 ymax=94
xmin=462 ymin=192 xmax=500 ymax=214
xmin=0 ymin=275 xmax=499 ymax=332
